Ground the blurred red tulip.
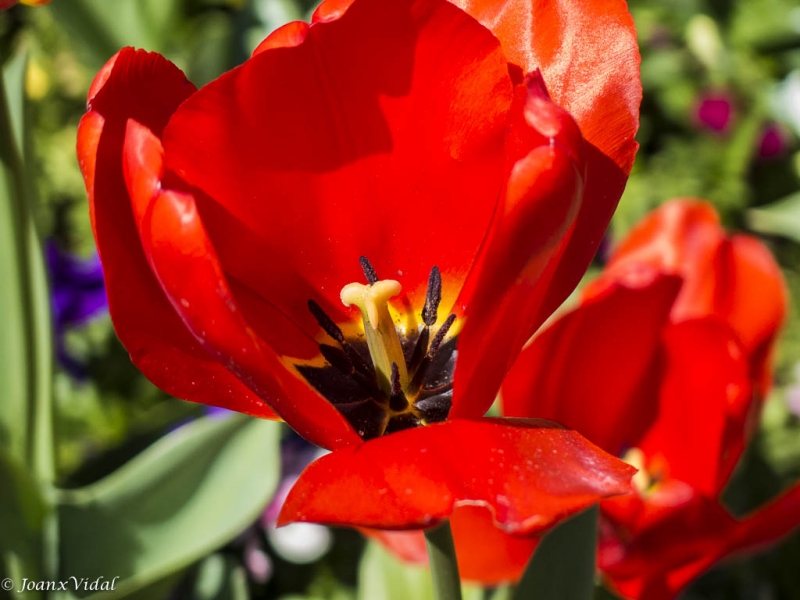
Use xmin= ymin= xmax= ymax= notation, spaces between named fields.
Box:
xmin=79 ymin=0 xmax=640 ymax=533
xmin=374 ymin=199 xmax=794 ymax=590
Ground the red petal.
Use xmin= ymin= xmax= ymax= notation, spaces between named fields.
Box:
xmin=368 ymin=504 xmax=538 ymax=584
xmin=454 ymin=0 xmax=640 ymax=176
xmin=592 ymin=199 xmax=724 ymax=307
xmin=729 ymin=481 xmax=800 ymax=555
xmin=122 ymin=120 xmax=361 ymax=449
xmin=452 ymin=75 xmax=587 ymax=418
xmin=252 ymin=21 xmax=309 ymax=55
xmin=455 ymin=0 xmax=641 ymax=328
xmin=638 ymin=319 xmax=752 ymax=497
xmin=600 ymin=481 xmax=800 ymax=599
xmin=278 ymin=418 xmax=634 ymax=532
xmin=595 ymin=199 xmax=787 ymax=398
xmin=78 ymin=49 xmax=281 ymax=420
xmin=718 ymin=235 xmax=787 ymax=397
xmin=600 ymin=487 xmax=736 ymax=600
xmin=162 ymin=0 xmax=514 ymax=335
xmin=501 ymin=274 xmax=682 ymax=455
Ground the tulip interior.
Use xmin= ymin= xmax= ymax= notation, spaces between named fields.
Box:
xmin=297 ymin=258 xmax=457 ymax=439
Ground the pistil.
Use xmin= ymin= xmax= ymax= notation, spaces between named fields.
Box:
xmin=340 ymin=278 xmax=408 ymax=395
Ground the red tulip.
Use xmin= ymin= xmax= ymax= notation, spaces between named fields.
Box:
xmin=79 ymin=0 xmax=640 ymax=532
xmin=501 ymin=199 xmax=794 ymax=596
xmin=374 ymin=199 xmax=794 ymax=588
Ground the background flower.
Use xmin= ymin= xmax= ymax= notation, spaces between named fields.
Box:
xmin=45 ymin=240 xmax=107 ymax=376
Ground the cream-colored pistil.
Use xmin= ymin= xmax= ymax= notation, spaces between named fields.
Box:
xmin=341 ymin=279 xmax=408 ymax=395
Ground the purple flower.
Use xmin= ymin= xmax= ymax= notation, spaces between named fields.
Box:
xmin=758 ymin=123 xmax=790 ymax=160
xmin=45 ymin=240 xmax=107 ymax=375
xmin=694 ymin=91 xmax=735 ymax=133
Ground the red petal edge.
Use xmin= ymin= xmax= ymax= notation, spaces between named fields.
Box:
xmin=78 ymin=48 xmax=281 ymax=420
xmin=451 ymin=73 xmax=586 ymax=419
xmin=368 ymin=504 xmax=539 ymax=584
xmin=278 ymin=417 xmax=634 ymax=532
xmin=122 ymin=119 xmax=361 ymax=450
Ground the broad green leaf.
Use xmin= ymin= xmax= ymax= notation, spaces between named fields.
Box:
xmin=512 ymin=506 xmax=599 ymax=600
xmin=0 ymin=46 xmax=54 ymax=483
xmin=748 ymin=191 xmax=800 ymax=243
xmin=357 ymin=542 xmax=482 ymax=600
xmin=0 ymin=447 xmax=46 ymax=598
xmin=0 ymin=45 xmax=56 ymax=597
xmin=58 ymin=414 xmax=281 ymax=599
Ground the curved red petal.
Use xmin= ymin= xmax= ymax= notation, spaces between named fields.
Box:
xmin=595 ymin=199 xmax=787 ymax=398
xmin=451 ymin=505 xmax=538 ymax=583
xmin=122 ymin=120 xmax=361 ymax=449
xmin=451 ymin=75 xmax=587 ymax=418
xmin=453 ymin=0 xmax=640 ymax=177
xmin=600 ymin=487 xmax=736 ymax=600
xmin=638 ymin=319 xmax=752 ymax=499
xmin=718 ymin=235 xmax=787 ymax=397
xmin=311 ymin=0 xmax=356 ymax=23
xmin=162 ymin=0 xmax=514 ymax=335
xmin=601 ymin=481 xmax=800 ymax=599
xmin=78 ymin=49 xmax=282 ymax=420
xmin=501 ymin=274 xmax=682 ymax=455
xmin=367 ymin=504 xmax=538 ymax=584
xmin=364 ymin=528 xmax=429 ymax=565
xmin=278 ymin=417 xmax=634 ymax=532
xmin=729 ymin=481 xmax=800 ymax=554
xmin=252 ymin=20 xmax=309 ymax=55
xmin=455 ymin=0 xmax=641 ymax=330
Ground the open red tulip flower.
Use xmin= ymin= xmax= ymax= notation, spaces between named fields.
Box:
xmin=78 ymin=0 xmax=641 ymax=535
xmin=497 ymin=199 xmax=799 ymax=597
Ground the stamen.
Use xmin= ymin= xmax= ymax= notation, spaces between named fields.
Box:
xmin=319 ymin=343 xmax=382 ymax=399
xmin=406 ymin=314 xmax=457 ymax=396
xmin=415 ymin=394 xmax=451 ymax=423
xmin=422 ymin=266 xmax=442 ymax=327
xmin=389 ymin=362 xmax=409 ymax=411
xmin=390 ymin=362 xmax=402 ymax=396
xmin=309 ymin=300 xmax=374 ymax=376
xmin=308 ymin=300 xmax=345 ymax=344
xmin=428 ymin=314 xmax=456 ymax=357
xmin=359 ymin=256 xmax=379 ymax=285
xmin=319 ymin=343 xmax=352 ymax=373
xmin=407 ymin=326 xmax=430 ymax=376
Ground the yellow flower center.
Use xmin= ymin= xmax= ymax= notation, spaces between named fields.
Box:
xmin=298 ymin=257 xmax=458 ymax=439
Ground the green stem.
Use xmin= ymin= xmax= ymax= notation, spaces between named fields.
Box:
xmin=424 ymin=521 xmax=462 ymax=600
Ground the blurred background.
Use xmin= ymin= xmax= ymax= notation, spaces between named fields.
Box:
xmin=1 ymin=0 xmax=800 ymax=598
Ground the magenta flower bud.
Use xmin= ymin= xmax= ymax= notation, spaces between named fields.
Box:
xmin=695 ymin=91 xmax=735 ymax=133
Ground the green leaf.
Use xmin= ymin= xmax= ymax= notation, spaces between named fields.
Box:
xmin=357 ymin=542 xmax=482 ymax=600
xmin=512 ymin=506 xmax=599 ymax=600
xmin=748 ymin=191 xmax=800 ymax=243
xmin=0 ymin=47 xmax=54 ymax=481
xmin=0 ymin=44 xmax=57 ymax=595
xmin=0 ymin=447 xmax=46 ymax=598
xmin=58 ymin=414 xmax=281 ymax=599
